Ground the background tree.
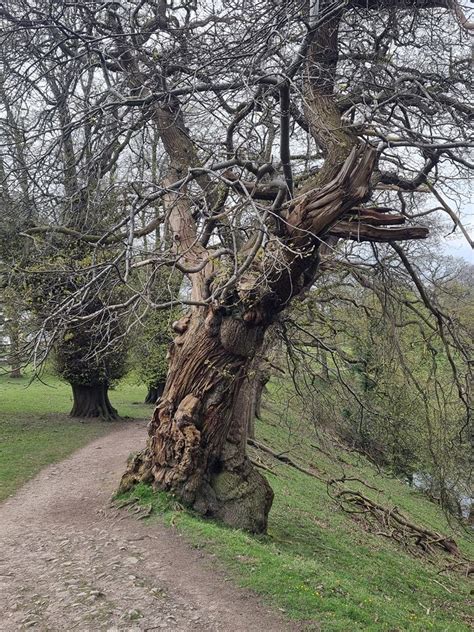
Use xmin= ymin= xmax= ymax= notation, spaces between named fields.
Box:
xmin=0 ymin=36 xmax=138 ymax=417
xmin=281 ymin=247 xmax=472 ymax=518
xmin=133 ymin=307 xmax=177 ymax=405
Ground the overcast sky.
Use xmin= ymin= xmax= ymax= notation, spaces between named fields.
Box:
xmin=444 ymin=201 xmax=474 ymax=264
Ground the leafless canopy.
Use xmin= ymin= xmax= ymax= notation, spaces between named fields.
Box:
xmin=1 ymin=0 xmax=472 ymax=530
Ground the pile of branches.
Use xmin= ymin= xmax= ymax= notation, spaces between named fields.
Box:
xmin=333 ymin=487 xmax=473 ymax=575
xmin=250 ymin=439 xmax=473 ymax=574
xmin=333 ymin=489 xmax=461 ymax=558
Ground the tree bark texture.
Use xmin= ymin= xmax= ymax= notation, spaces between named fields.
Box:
xmin=70 ymin=383 xmax=118 ymax=420
xmin=119 ymin=4 xmax=434 ymax=532
xmin=120 ymin=309 xmax=274 ymax=532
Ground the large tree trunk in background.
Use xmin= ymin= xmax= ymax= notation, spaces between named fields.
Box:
xmin=70 ymin=383 xmax=118 ymax=420
xmin=5 ymin=304 xmax=22 ymax=378
xmin=145 ymin=382 xmax=165 ymax=405
xmin=120 ymin=308 xmax=274 ymax=533
xmin=8 ymin=327 xmax=21 ymax=378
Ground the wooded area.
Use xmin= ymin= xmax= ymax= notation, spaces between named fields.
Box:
xmin=0 ymin=2 xmax=473 ymax=630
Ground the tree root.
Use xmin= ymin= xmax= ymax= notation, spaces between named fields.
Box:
xmin=112 ymin=496 xmax=153 ymax=519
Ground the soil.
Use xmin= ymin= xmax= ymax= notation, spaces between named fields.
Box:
xmin=0 ymin=421 xmax=290 ymax=631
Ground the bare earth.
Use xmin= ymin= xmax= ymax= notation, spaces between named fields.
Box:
xmin=0 ymin=421 xmax=289 ymax=631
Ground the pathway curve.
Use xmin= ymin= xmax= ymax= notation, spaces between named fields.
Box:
xmin=0 ymin=421 xmax=289 ymax=631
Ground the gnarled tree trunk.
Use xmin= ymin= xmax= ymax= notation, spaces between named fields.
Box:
xmin=120 ymin=144 xmax=380 ymax=532
xmin=120 ymin=308 xmax=274 ymax=533
xmin=70 ymin=382 xmax=118 ymax=420
xmin=119 ymin=4 xmax=431 ymax=533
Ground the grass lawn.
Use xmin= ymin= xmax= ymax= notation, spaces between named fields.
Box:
xmin=0 ymin=371 xmax=151 ymax=501
xmin=119 ymin=397 xmax=474 ymax=632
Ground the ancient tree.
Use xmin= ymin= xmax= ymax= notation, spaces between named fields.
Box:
xmin=1 ymin=0 xmax=472 ymax=530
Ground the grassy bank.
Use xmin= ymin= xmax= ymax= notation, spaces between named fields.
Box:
xmin=0 ymin=372 xmax=150 ymax=501
xmin=119 ymin=400 xmax=473 ymax=631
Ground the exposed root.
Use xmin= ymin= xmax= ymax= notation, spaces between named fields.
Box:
xmin=112 ymin=496 xmax=153 ymax=519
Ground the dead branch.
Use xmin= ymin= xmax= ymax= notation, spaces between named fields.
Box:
xmin=332 ymin=487 xmax=474 ymax=570
xmin=248 ymin=438 xmax=325 ymax=481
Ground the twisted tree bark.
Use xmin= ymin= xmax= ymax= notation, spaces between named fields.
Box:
xmin=120 ymin=3 xmax=433 ymax=533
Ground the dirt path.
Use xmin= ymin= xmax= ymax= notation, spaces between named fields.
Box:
xmin=0 ymin=421 xmax=289 ymax=632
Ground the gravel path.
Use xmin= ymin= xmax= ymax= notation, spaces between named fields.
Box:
xmin=0 ymin=421 xmax=289 ymax=631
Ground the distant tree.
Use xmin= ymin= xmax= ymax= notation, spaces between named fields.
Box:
xmin=2 ymin=287 xmax=24 ymax=378
xmin=134 ymin=308 xmax=175 ymax=405
xmin=54 ymin=299 xmax=127 ymax=420
xmin=282 ymin=249 xmax=472 ymax=517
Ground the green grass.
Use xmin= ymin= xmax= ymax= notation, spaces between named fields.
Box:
xmin=2 ymin=371 xmax=472 ymax=630
xmin=0 ymin=371 xmax=151 ymax=501
xmin=118 ymin=400 xmax=474 ymax=632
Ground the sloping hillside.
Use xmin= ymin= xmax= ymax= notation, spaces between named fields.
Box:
xmin=122 ymin=384 xmax=473 ymax=632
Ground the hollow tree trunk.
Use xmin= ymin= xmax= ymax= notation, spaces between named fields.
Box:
xmin=70 ymin=382 xmax=118 ymax=420
xmin=120 ymin=308 xmax=274 ymax=533
xmin=144 ymin=382 xmax=165 ymax=405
